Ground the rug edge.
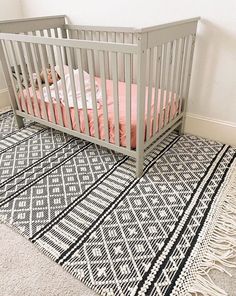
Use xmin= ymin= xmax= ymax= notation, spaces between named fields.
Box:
xmin=172 ymin=156 xmax=236 ymax=296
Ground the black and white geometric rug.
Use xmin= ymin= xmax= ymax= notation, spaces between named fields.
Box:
xmin=0 ymin=110 xmax=236 ymax=296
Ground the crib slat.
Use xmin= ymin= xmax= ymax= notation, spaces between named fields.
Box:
xmin=76 ymin=48 xmax=90 ymax=135
xmin=111 ymin=52 xmax=120 ymax=146
xmin=125 ymin=53 xmax=131 ymax=149
xmin=158 ymin=43 xmax=167 ymax=131
xmin=38 ymin=44 xmax=56 ymax=123
xmin=146 ymin=47 xmax=154 ymax=140
xmin=73 ymin=30 xmax=79 ymax=68
xmin=46 ymin=29 xmax=56 ymax=66
xmin=56 ymin=46 xmax=72 ymax=129
xmin=30 ymin=43 xmax=48 ymax=121
xmin=74 ymin=29 xmax=79 ymax=40
xmin=99 ymin=50 xmax=109 ymax=142
xmin=109 ymin=33 xmax=117 ymax=81
xmin=15 ymin=41 xmax=34 ymax=116
xmin=153 ymin=46 xmax=162 ymax=134
xmin=1 ymin=40 xmax=22 ymax=112
xmin=169 ymin=39 xmax=180 ymax=124
xmin=46 ymin=29 xmax=51 ymax=37
xmin=47 ymin=44 xmax=64 ymax=126
xmin=92 ymin=31 xmax=99 ymax=77
xmin=39 ymin=30 xmax=49 ymax=66
xmin=60 ymin=28 xmax=68 ymax=65
xmin=52 ymin=29 xmax=59 ymax=66
xmin=117 ymin=32 xmax=125 ymax=81
xmin=31 ymin=31 xmax=42 ymax=69
xmin=179 ymin=36 xmax=190 ymax=114
xmin=24 ymin=33 xmax=35 ymax=73
xmin=183 ymin=35 xmax=196 ymax=110
xmin=22 ymin=42 xmax=41 ymax=117
xmin=164 ymin=42 xmax=173 ymax=125
xmin=105 ymin=32 xmax=110 ymax=79
xmin=87 ymin=49 xmax=99 ymax=138
xmin=121 ymin=33 xmax=125 ymax=82
xmin=67 ymin=30 xmax=76 ymax=68
xmin=80 ymin=30 xmax=88 ymax=71
xmin=53 ymin=28 xmax=59 ymax=38
xmin=176 ymin=37 xmax=186 ymax=115
xmin=66 ymin=46 xmax=81 ymax=132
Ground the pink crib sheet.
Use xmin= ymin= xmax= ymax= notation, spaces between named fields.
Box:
xmin=18 ymin=79 xmax=178 ymax=148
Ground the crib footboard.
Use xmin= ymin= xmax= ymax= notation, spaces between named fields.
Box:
xmin=0 ymin=16 xmax=199 ymax=177
xmin=135 ymin=18 xmax=199 ymax=176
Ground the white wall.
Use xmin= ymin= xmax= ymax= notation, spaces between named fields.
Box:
xmin=0 ymin=0 xmax=23 ymax=108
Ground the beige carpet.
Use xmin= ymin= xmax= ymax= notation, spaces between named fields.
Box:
xmin=0 ymin=223 xmax=236 ymax=296
xmin=0 ymin=224 xmax=98 ymax=296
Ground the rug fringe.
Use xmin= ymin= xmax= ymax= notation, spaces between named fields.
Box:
xmin=187 ymin=160 xmax=236 ymax=296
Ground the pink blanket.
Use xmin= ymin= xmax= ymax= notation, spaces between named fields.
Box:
xmin=18 ymin=79 xmax=178 ymax=148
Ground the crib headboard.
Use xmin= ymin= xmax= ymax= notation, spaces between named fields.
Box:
xmin=0 ymin=15 xmax=66 ymax=34
xmin=0 ymin=15 xmax=68 ymax=74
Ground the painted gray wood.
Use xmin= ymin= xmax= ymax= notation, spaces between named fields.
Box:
xmin=125 ymin=53 xmax=131 ymax=150
xmin=136 ymin=32 xmax=148 ymax=177
xmin=111 ymin=52 xmax=120 ymax=146
xmin=99 ymin=50 xmax=109 ymax=142
xmin=47 ymin=44 xmax=64 ymax=126
xmin=56 ymin=45 xmax=72 ymax=129
xmin=87 ymin=49 xmax=99 ymax=138
xmin=15 ymin=41 xmax=34 ymax=115
xmin=66 ymin=46 xmax=81 ymax=131
xmin=30 ymin=43 xmax=48 ymax=121
xmin=22 ymin=42 xmax=40 ymax=117
xmin=39 ymin=43 xmax=56 ymax=123
xmin=76 ymin=48 xmax=90 ymax=135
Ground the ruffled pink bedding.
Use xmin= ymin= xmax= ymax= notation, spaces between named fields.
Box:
xmin=18 ymin=79 xmax=178 ymax=148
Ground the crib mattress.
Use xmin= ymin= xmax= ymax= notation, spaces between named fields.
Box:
xmin=18 ymin=79 xmax=178 ymax=148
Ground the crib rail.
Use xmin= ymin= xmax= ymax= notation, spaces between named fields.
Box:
xmin=0 ymin=15 xmax=66 ymax=34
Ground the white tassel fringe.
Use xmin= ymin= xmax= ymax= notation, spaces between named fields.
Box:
xmin=187 ymin=160 xmax=236 ymax=296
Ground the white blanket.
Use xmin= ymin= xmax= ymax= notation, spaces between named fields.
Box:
xmin=42 ymin=66 xmax=102 ymax=109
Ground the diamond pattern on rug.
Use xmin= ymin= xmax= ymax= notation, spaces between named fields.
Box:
xmin=59 ymin=136 xmax=228 ymax=296
xmin=0 ymin=114 xmax=123 ymax=237
xmin=0 ymin=111 xmax=235 ymax=296
xmin=0 ymin=128 xmax=72 ymax=185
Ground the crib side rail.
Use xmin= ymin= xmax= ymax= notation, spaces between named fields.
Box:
xmin=0 ymin=33 xmax=137 ymax=53
xmin=0 ymin=33 xmax=138 ymax=157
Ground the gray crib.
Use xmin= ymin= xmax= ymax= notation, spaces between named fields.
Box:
xmin=0 ymin=15 xmax=199 ymax=177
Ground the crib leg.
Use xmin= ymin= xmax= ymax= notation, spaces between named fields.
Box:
xmin=0 ymin=43 xmax=24 ymax=130
xmin=14 ymin=114 xmax=24 ymax=129
xmin=176 ymin=119 xmax=185 ymax=135
xmin=136 ymin=155 xmax=144 ymax=178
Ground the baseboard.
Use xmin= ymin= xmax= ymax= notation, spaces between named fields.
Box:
xmin=0 ymin=88 xmax=10 ymax=109
xmin=185 ymin=113 xmax=236 ymax=147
